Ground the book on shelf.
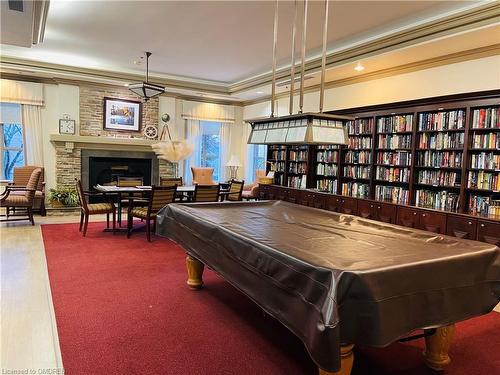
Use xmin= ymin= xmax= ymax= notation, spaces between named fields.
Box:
xmin=288 ymin=162 xmax=307 ymax=174
xmin=417 ymin=170 xmax=459 ymax=187
xmin=375 ymin=185 xmax=409 ymax=205
xmin=274 ymin=174 xmax=284 ymax=185
xmin=347 ymin=118 xmax=374 ymax=134
xmin=348 ymin=136 xmax=372 ymax=149
xmin=471 ymin=107 xmax=500 ymax=129
xmin=417 ymin=150 xmax=462 ymax=168
xmin=289 ymin=150 xmax=308 ymax=161
xmin=317 ymin=179 xmax=337 ymax=193
xmin=345 ymin=150 xmax=371 ymax=163
xmin=377 ymin=114 xmax=413 ymax=133
xmin=342 ymin=182 xmax=369 ymax=198
xmin=287 ymin=175 xmax=304 ymax=189
xmin=270 ymin=150 xmax=286 ymax=160
xmin=471 ymin=132 xmax=500 ymax=149
xmin=316 ymin=163 xmax=337 ymax=176
xmin=469 ymin=194 xmax=500 ymax=217
xmin=376 ymin=151 xmax=411 ymax=166
xmin=418 ymin=110 xmax=465 ymax=131
xmin=378 ymin=134 xmax=412 ymax=149
xmin=343 ymin=165 xmax=371 ymax=179
xmin=316 ymin=149 xmax=338 ymax=163
xmin=415 ymin=189 xmax=459 ymax=212
xmin=274 ymin=161 xmax=286 ymax=172
xmin=375 ymin=166 xmax=409 ymax=183
xmin=418 ymin=132 xmax=464 ymax=149
xmin=467 ymin=171 xmax=500 ymax=191
xmin=470 ymin=152 xmax=500 ymax=170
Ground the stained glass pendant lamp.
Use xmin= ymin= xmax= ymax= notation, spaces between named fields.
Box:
xmin=128 ymin=52 xmax=165 ymax=101
xmin=247 ymin=0 xmax=351 ymax=145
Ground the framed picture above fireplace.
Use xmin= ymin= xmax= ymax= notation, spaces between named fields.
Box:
xmin=103 ymin=97 xmax=142 ymax=132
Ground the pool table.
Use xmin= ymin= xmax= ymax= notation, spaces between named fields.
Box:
xmin=157 ymin=200 xmax=499 ymax=374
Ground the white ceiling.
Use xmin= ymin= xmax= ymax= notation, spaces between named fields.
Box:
xmin=0 ymin=0 xmax=485 ymax=85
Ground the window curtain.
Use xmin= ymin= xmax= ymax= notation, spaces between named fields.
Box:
xmin=243 ymin=122 xmax=255 ymax=182
xmin=219 ymin=122 xmax=231 ymax=181
xmin=181 ymin=100 xmax=235 ymax=123
xmin=1 ymin=79 xmax=44 ymax=106
xmin=22 ymin=104 xmax=44 ymax=165
xmin=183 ymin=119 xmax=201 ymax=185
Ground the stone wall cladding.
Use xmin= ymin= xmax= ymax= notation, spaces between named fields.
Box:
xmin=52 ymin=83 xmax=175 ymax=196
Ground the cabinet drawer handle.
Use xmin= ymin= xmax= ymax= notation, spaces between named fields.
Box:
xmin=377 ymin=206 xmax=381 ymax=209
xmin=422 ymin=214 xmax=426 ymax=217
xmin=413 ymin=212 xmax=417 ymax=216
xmin=480 ymin=223 xmax=485 ymax=228
xmin=370 ymin=204 xmax=374 ymax=208
xmin=468 ymin=221 xmax=473 ymax=225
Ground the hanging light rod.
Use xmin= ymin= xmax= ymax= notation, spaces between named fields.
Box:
xmin=247 ymin=0 xmax=350 ymax=146
xmin=128 ymin=52 xmax=165 ymax=101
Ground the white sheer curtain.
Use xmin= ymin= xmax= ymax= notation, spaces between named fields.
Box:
xmin=22 ymin=104 xmax=44 ymax=165
xmin=183 ymin=119 xmax=201 ymax=185
xmin=219 ymin=122 xmax=231 ymax=181
xmin=242 ymin=122 xmax=254 ymax=182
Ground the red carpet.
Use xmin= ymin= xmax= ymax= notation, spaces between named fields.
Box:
xmin=42 ymin=222 xmax=500 ymax=375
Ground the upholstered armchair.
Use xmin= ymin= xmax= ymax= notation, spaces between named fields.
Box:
xmin=0 ymin=168 xmax=42 ymax=225
xmin=242 ymin=169 xmax=266 ymax=200
xmin=9 ymin=166 xmax=46 ymax=216
xmin=191 ymin=167 xmax=217 ymax=185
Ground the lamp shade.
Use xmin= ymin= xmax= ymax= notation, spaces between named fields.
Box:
xmin=226 ymin=155 xmax=241 ymax=167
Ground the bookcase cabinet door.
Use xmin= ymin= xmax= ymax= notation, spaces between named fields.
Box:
xmin=325 ymin=196 xmax=341 ymax=212
xmin=309 ymin=192 xmax=326 ymax=209
xmin=477 ymin=221 xmax=500 ymax=246
xmin=446 ymin=215 xmax=477 ymax=240
xmin=357 ymin=200 xmax=376 ymax=220
xmin=287 ymin=189 xmax=299 ymax=203
xmin=419 ymin=211 xmax=446 ymax=234
xmin=374 ymin=203 xmax=397 ymax=224
xmin=276 ymin=187 xmax=288 ymax=201
xmin=339 ymin=197 xmax=358 ymax=215
xmin=259 ymin=185 xmax=270 ymax=200
xmin=397 ymin=206 xmax=420 ymax=228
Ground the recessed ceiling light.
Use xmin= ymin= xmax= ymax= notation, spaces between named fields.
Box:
xmin=354 ymin=62 xmax=365 ymax=72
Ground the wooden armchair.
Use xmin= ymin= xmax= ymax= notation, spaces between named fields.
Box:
xmin=0 ymin=168 xmax=42 ymax=225
xmin=127 ymin=185 xmax=177 ymax=242
xmin=191 ymin=167 xmax=217 ymax=185
xmin=9 ymin=166 xmax=46 ymax=216
xmin=226 ymin=179 xmax=244 ymax=201
xmin=193 ymin=184 xmax=220 ymax=202
xmin=75 ymin=179 xmax=116 ymax=236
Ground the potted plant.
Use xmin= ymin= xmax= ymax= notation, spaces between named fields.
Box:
xmin=48 ymin=187 xmax=79 ymax=208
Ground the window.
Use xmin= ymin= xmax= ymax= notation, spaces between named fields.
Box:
xmin=246 ymin=144 xmax=267 ymax=182
xmin=0 ymin=103 xmax=25 ymax=180
xmin=200 ymin=121 xmax=221 ymax=181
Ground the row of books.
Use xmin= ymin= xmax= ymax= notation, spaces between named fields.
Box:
xmin=347 ymin=119 xmax=374 ymax=135
xmin=418 ymin=110 xmax=465 ymax=131
xmin=417 ymin=170 xmax=459 ymax=187
xmin=348 ymin=136 xmax=372 ymax=149
xmin=316 ymin=150 xmax=338 ymax=163
xmin=415 ymin=190 xmax=460 ymax=212
xmin=274 ymin=161 xmax=286 ymax=172
xmin=470 ymin=132 xmax=500 ymax=149
xmin=469 ymin=194 xmax=500 ymax=217
xmin=375 ymin=185 xmax=409 ymax=205
xmin=418 ymin=132 xmax=464 ymax=149
xmin=377 ymin=115 xmax=413 ymax=133
xmin=377 ymin=134 xmax=412 ymax=149
xmin=344 ymin=150 xmax=372 ymax=164
xmin=289 ymin=150 xmax=308 ymax=161
xmin=471 ymin=107 xmax=500 ymax=129
xmin=416 ymin=150 xmax=462 ymax=168
xmin=470 ymin=152 xmax=500 ymax=170
xmin=289 ymin=162 xmax=307 ymax=174
xmin=270 ymin=150 xmax=286 ymax=160
xmin=288 ymin=176 xmax=305 ymax=189
xmin=274 ymin=174 xmax=285 ymax=185
xmin=316 ymin=179 xmax=337 ymax=193
xmin=375 ymin=166 xmax=410 ymax=183
xmin=467 ymin=171 xmax=500 ymax=191
xmin=376 ymin=151 xmax=412 ymax=166
xmin=343 ymin=165 xmax=371 ymax=179
xmin=316 ymin=163 xmax=337 ymax=176
xmin=342 ymin=182 xmax=369 ymax=198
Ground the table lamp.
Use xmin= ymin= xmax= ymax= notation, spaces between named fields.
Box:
xmin=226 ymin=155 xmax=241 ymax=180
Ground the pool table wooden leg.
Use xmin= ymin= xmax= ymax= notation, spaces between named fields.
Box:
xmin=186 ymin=255 xmax=204 ymax=290
xmin=319 ymin=344 xmax=354 ymax=375
xmin=423 ymin=324 xmax=456 ymax=371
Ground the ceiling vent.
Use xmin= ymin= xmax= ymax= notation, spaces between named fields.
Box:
xmin=8 ymin=0 xmax=23 ymax=12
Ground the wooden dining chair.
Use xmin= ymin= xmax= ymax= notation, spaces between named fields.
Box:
xmin=117 ymin=176 xmax=147 ymax=226
xmin=160 ymin=177 xmax=183 ymax=187
xmin=75 ymin=179 xmax=116 ymax=236
xmin=0 ymin=168 xmax=42 ymax=225
xmin=127 ymin=185 xmax=177 ymax=242
xmin=226 ymin=179 xmax=245 ymax=201
xmin=192 ymin=184 xmax=221 ymax=202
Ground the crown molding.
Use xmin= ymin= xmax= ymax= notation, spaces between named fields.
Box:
xmin=241 ymin=44 xmax=500 ymax=107
xmin=230 ymin=2 xmax=500 ymax=94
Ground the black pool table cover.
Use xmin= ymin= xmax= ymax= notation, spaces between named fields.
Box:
xmin=157 ymin=200 xmax=500 ymax=372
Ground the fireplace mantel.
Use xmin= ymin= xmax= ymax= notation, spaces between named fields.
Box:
xmin=50 ymin=134 xmax=156 ymax=151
